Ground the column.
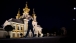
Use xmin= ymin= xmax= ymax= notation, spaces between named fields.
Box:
xmin=24 ymin=19 xmax=28 ymax=36
xmin=18 ymin=24 xmax=21 ymax=38
xmin=22 ymin=25 xmax=24 ymax=36
xmin=15 ymin=24 xmax=18 ymax=38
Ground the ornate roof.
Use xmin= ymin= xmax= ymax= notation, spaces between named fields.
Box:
xmin=8 ymin=18 xmax=24 ymax=24
xmin=6 ymin=2 xmax=36 ymax=24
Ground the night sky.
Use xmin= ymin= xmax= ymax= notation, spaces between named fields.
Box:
xmin=0 ymin=0 xmax=75 ymax=32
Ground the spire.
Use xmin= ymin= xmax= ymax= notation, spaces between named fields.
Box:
xmin=32 ymin=8 xmax=37 ymax=21
xmin=33 ymin=8 xmax=35 ymax=14
xmin=16 ymin=8 xmax=20 ymax=19
xmin=17 ymin=8 xmax=20 ymax=14
xmin=32 ymin=8 xmax=36 ymax=16
xmin=23 ymin=1 xmax=30 ymax=13
xmin=25 ymin=1 xmax=28 ymax=8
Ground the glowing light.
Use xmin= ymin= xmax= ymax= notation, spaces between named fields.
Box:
xmin=74 ymin=7 xmax=76 ymax=10
xmin=73 ymin=18 xmax=75 ymax=21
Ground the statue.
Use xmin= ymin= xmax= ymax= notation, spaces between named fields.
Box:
xmin=16 ymin=8 xmax=20 ymax=19
xmin=32 ymin=9 xmax=43 ymax=37
xmin=21 ymin=2 xmax=31 ymax=19
xmin=23 ymin=2 xmax=30 ymax=14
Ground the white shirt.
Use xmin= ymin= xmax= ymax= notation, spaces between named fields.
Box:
xmin=22 ymin=13 xmax=33 ymax=21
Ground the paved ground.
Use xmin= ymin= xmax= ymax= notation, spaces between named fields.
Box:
xmin=0 ymin=36 xmax=70 ymax=43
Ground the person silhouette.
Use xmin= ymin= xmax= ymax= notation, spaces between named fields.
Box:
xmin=24 ymin=15 xmax=35 ymax=38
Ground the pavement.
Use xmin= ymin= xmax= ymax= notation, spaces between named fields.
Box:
xmin=0 ymin=36 xmax=69 ymax=43
xmin=0 ymin=36 xmax=65 ymax=40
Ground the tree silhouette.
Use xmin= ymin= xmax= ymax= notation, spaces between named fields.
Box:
xmin=4 ymin=25 xmax=14 ymax=38
xmin=20 ymin=33 xmax=23 ymax=38
xmin=4 ymin=25 xmax=14 ymax=32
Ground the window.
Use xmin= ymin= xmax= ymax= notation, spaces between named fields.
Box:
xmin=21 ymin=27 xmax=22 ymax=30
xmin=16 ymin=24 xmax=19 ymax=30
xmin=17 ymin=33 xmax=19 ymax=37
xmin=13 ymin=26 xmax=15 ymax=29
xmin=13 ymin=33 xmax=15 ymax=37
xmin=17 ymin=26 xmax=19 ymax=30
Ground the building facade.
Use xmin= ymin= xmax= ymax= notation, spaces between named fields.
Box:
xmin=3 ymin=2 xmax=43 ymax=38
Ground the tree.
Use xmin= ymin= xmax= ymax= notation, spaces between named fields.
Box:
xmin=20 ymin=33 xmax=23 ymax=38
xmin=4 ymin=25 xmax=14 ymax=38
xmin=4 ymin=25 xmax=14 ymax=32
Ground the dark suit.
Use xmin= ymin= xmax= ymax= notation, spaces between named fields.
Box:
xmin=25 ymin=19 xmax=35 ymax=37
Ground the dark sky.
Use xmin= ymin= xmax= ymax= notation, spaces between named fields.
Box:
xmin=0 ymin=0 xmax=74 ymax=31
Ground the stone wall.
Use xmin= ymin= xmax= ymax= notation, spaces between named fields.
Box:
xmin=0 ymin=29 xmax=8 ymax=38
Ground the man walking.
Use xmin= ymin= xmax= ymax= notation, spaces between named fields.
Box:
xmin=24 ymin=15 xmax=35 ymax=38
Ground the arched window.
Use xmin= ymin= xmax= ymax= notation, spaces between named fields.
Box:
xmin=13 ymin=26 xmax=15 ymax=29
xmin=13 ymin=33 xmax=15 ymax=38
xmin=21 ymin=27 xmax=24 ymax=30
xmin=17 ymin=26 xmax=19 ymax=30
xmin=16 ymin=24 xmax=19 ymax=30
xmin=17 ymin=33 xmax=19 ymax=37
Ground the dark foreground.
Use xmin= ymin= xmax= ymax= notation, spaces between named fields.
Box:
xmin=0 ymin=36 xmax=74 ymax=43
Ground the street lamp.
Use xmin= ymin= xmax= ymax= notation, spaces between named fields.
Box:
xmin=73 ymin=18 xmax=75 ymax=21
xmin=74 ymin=7 xmax=76 ymax=10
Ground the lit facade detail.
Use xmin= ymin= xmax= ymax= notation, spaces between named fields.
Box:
xmin=3 ymin=2 xmax=43 ymax=38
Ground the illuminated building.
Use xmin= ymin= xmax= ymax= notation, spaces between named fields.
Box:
xmin=3 ymin=2 xmax=43 ymax=38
